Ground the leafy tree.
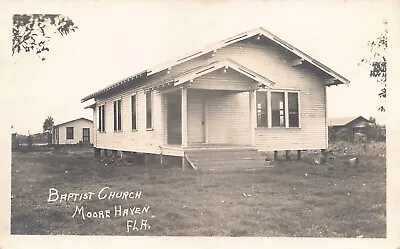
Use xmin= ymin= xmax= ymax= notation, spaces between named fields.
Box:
xmin=368 ymin=116 xmax=377 ymax=125
xmin=43 ymin=116 xmax=54 ymax=144
xmin=359 ymin=21 xmax=387 ymax=112
xmin=365 ymin=116 xmax=386 ymax=142
xmin=12 ymin=14 xmax=78 ymax=60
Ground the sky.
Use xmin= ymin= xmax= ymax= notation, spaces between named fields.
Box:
xmin=6 ymin=0 xmax=393 ymax=135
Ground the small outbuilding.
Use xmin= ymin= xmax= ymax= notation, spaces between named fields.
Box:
xmin=52 ymin=118 xmax=93 ymax=145
xmin=328 ymin=116 xmax=372 ymax=134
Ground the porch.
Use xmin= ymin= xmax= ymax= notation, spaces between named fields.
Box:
xmin=155 ymin=61 xmax=273 ymax=170
xmin=161 ymin=88 xmax=257 ymax=151
xmin=160 ymin=85 xmax=265 ymax=170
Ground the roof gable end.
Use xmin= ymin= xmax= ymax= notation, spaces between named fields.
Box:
xmin=54 ymin=117 xmax=93 ymax=127
xmin=170 ymin=59 xmax=276 ymax=89
xmin=148 ymin=27 xmax=350 ymax=85
xmin=82 ymin=26 xmax=350 ymax=102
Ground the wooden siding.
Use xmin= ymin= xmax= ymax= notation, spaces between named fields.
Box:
xmin=55 ymin=119 xmax=94 ymax=145
xmin=206 ymin=91 xmax=251 ymax=145
xmin=93 ymin=38 xmax=328 ymax=152
xmin=162 ymin=92 xmax=168 ymax=145
xmin=95 ymin=89 xmax=164 ymax=154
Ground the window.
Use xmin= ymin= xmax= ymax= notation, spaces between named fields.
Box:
xmin=131 ymin=95 xmax=137 ymax=130
xmin=256 ymin=90 xmax=300 ymax=128
xmin=288 ymin=92 xmax=299 ymax=127
xmin=98 ymin=105 xmax=105 ymax=132
xmin=113 ymin=99 xmax=122 ymax=131
xmin=66 ymin=127 xmax=74 ymax=139
xmin=271 ymin=92 xmax=285 ymax=127
xmin=146 ymin=91 xmax=152 ymax=129
xmin=256 ymin=91 xmax=268 ymax=127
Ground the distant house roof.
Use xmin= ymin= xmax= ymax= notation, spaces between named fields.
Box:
xmin=328 ymin=116 xmax=371 ymax=127
xmin=53 ymin=117 xmax=93 ymax=128
xmin=81 ymin=26 xmax=350 ymax=103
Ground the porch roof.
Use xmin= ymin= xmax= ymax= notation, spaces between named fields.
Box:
xmin=53 ymin=117 xmax=93 ymax=128
xmin=152 ymin=59 xmax=275 ymax=91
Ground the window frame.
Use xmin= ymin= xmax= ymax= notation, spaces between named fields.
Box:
xmin=270 ymin=91 xmax=286 ymax=128
xmin=145 ymin=90 xmax=153 ymax=130
xmin=98 ymin=104 xmax=106 ymax=133
xmin=66 ymin=127 xmax=74 ymax=139
xmin=287 ymin=91 xmax=300 ymax=128
xmin=256 ymin=90 xmax=269 ymax=127
xmin=131 ymin=94 xmax=137 ymax=131
xmin=256 ymin=89 xmax=300 ymax=129
xmin=113 ymin=99 xmax=122 ymax=132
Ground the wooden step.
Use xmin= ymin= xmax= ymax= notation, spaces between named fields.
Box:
xmin=188 ymin=154 xmax=265 ymax=161
xmin=200 ymin=161 xmax=271 ymax=171
xmin=185 ymin=148 xmax=269 ymax=171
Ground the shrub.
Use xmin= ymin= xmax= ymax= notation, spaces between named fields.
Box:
xmin=329 ymin=127 xmax=353 ymax=142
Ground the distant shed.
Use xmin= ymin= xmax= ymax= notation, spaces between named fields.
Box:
xmin=52 ymin=118 xmax=93 ymax=145
xmin=328 ymin=116 xmax=372 ymax=133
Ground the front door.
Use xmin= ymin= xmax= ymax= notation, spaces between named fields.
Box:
xmin=187 ymin=91 xmax=206 ymax=144
xmin=167 ymin=91 xmax=182 ymax=145
xmin=82 ymin=128 xmax=90 ymax=143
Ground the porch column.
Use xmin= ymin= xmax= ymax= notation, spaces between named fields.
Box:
xmin=181 ymin=87 xmax=188 ymax=147
xmin=249 ymin=89 xmax=256 ymax=146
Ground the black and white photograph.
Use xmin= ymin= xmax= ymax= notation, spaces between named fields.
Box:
xmin=2 ymin=0 xmax=400 ymax=248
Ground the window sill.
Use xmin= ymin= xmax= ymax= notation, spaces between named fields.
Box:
xmin=256 ymin=127 xmax=301 ymax=130
xmin=146 ymin=128 xmax=153 ymax=131
xmin=98 ymin=131 xmax=106 ymax=133
xmin=132 ymin=129 xmax=138 ymax=132
xmin=114 ymin=130 xmax=123 ymax=133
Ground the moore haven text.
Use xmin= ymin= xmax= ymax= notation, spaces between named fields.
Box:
xmin=72 ymin=205 xmax=151 ymax=232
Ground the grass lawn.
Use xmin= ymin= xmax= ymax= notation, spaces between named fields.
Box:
xmin=10 ymin=145 xmax=386 ymax=237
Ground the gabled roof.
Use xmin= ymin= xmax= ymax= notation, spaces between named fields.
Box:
xmin=328 ymin=116 xmax=371 ymax=127
xmin=158 ymin=59 xmax=276 ymax=89
xmin=53 ymin=117 xmax=93 ymax=128
xmin=148 ymin=27 xmax=350 ymax=84
xmin=82 ymin=26 xmax=350 ymax=102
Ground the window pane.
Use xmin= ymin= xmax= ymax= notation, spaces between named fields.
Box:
xmin=131 ymin=95 xmax=137 ymax=130
xmin=98 ymin=106 xmax=102 ymax=131
xmin=101 ymin=105 xmax=105 ymax=132
xmin=146 ymin=91 xmax=152 ymax=129
xmin=113 ymin=101 xmax=117 ymax=131
xmin=256 ymin=91 xmax=268 ymax=127
xmin=117 ymin=100 xmax=122 ymax=131
xmin=271 ymin=92 xmax=285 ymax=127
xmin=112 ymin=100 xmax=122 ymax=131
xmin=66 ymin=127 xmax=74 ymax=139
xmin=288 ymin=92 xmax=299 ymax=127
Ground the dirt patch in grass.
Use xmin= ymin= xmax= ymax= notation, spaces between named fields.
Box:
xmin=10 ymin=145 xmax=386 ymax=237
